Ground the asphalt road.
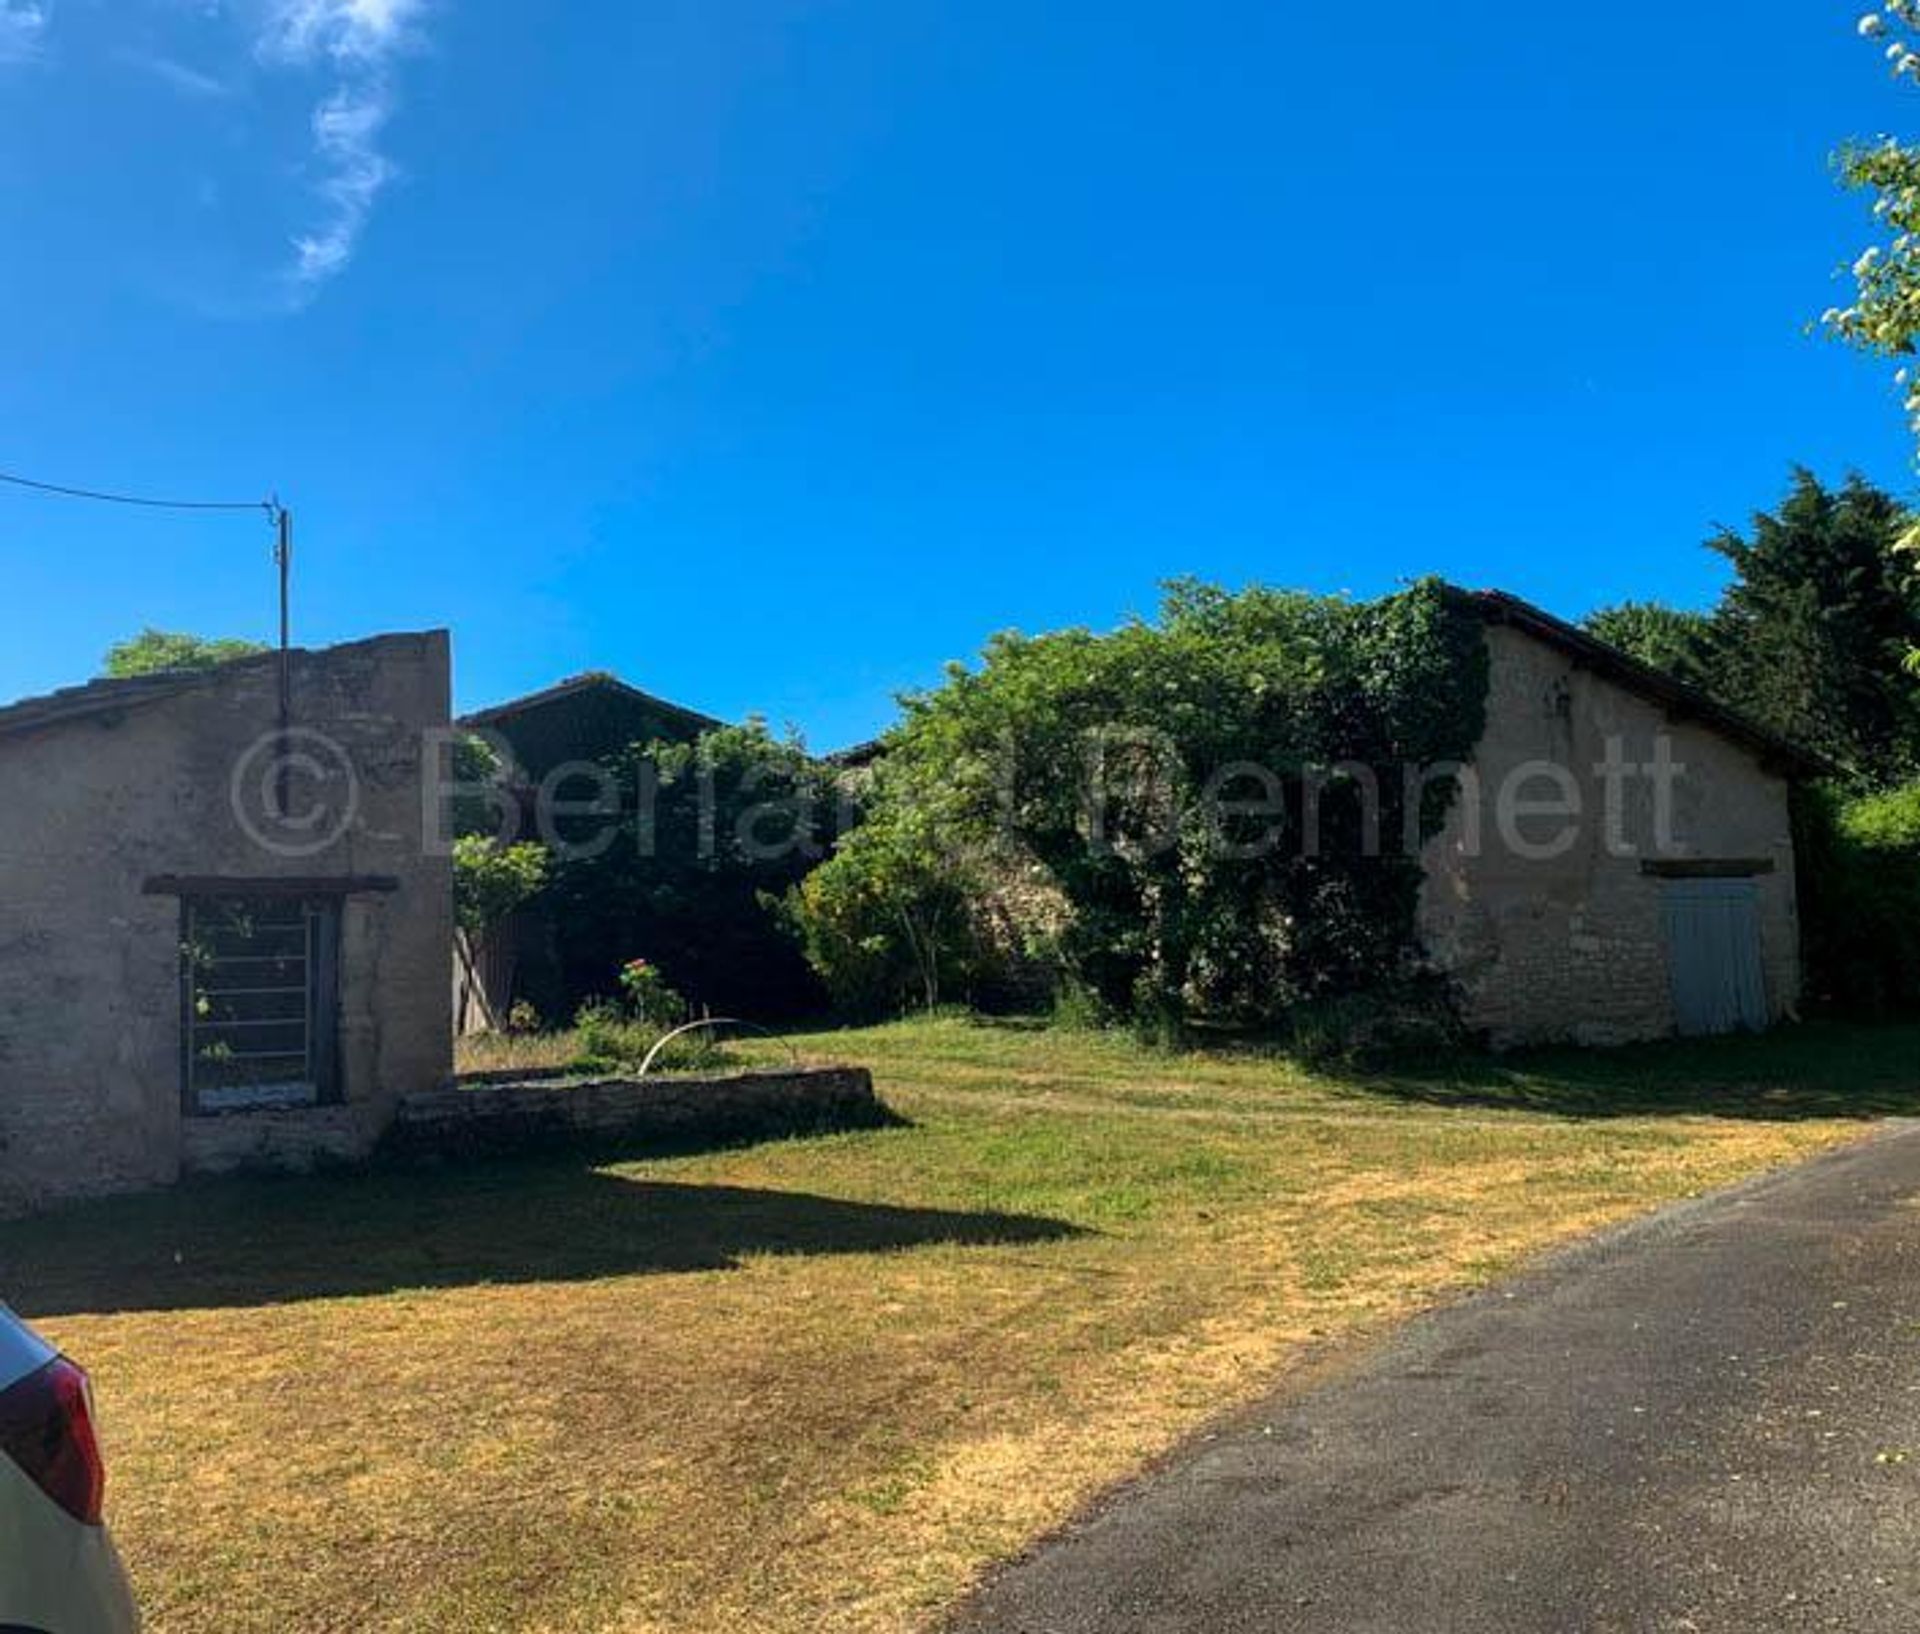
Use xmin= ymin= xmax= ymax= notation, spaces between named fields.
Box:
xmin=954 ymin=1124 xmax=1920 ymax=1633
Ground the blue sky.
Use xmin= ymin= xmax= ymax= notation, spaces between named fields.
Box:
xmin=0 ymin=1 xmax=1914 ymax=749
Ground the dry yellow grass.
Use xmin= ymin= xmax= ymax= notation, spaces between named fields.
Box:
xmin=5 ymin=1017 xmax=1917 ymax=1633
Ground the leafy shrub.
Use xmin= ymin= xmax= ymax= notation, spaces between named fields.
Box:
xmin=1281 ymin=978 xmax=1471 ymax=1069
xmin=568 ymin=1000 xmax=726 ymax=1074
xmin=453 ymin=836 xmax=551 ymax=937
xmin=779 ymin=791 xmax=1011 ymax=1015
xmin=791 ymin=579 xmax=1489 ymax=1033
xmin=535 ymin=723 xmax=839 ymax=1020
xmin=102 ymin=628 xmax=267 ymax=677
xmin=1840 ymin=778 xmax=1920 ymax=850
xmin=571 ymin=998 xmax=634 ymax=1069
xmin=1795 ymin=783 xmax=1920 ymax=1017
xmin=1049 ymin=980 xmax=1108 ymax=1032
xmin=618 ymin=958 xmax=687 ymax=1027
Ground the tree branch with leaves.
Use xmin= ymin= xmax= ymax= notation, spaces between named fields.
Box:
xmin=1825 ymin=6 xmax=1920 ymax=659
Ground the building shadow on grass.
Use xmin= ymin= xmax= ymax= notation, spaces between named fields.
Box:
xmin=0 ymin=1159 xmax=1086 ymax=1319
xmin=1314 ymin=1022 xmax=1920 ymax=1123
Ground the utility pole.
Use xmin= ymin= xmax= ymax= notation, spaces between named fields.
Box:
xmin=274 ymin=503 xmax=294 ymax=817
xmin=276 ymin=505 xmax=292 ymax=654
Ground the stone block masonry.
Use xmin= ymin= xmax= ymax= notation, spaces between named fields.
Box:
xmin=387 ymin=1065 xmax=891 ymax=1161
xmin=1418 ymin=622 xmax=1803 ymax=1047
xmin=0 ymin=630 xmax=452 ymax=1215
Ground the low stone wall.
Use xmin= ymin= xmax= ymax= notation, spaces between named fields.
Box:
xmin=387 ymin=1065 xmax=889 ymax=1160
xmin=182 ymin=1103 xmax=382 ymax=1178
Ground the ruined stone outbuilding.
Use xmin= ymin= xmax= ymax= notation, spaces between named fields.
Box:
xmin=1422 ymin=593 xmax=1825 ymax=1048
xmin=0 ymin=632 xmax=452 ymax=1213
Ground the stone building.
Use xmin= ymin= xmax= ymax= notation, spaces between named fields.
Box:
xmin=453 ymin=670 xmax=739 ymax=1027
xmin=1422 ymin=592 xmax=1824 ymax=1047
xmin=0 ymin=631 xmax=452 ymax=1213
xmin=459 ymin=671 xmax=721 ymax=786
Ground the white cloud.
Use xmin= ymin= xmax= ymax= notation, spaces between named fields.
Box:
xmin=254 ymin=0 xmax=431 ymax=302
xmin=290 ymin=83 xmax=393 ymax=286
xmin=0 ymin=2 xmax=48 ymax=65
xmin=259 ymin=0 xmax=421 ymax=66
xmin=2 ymin=0 xmax=435 ymax=305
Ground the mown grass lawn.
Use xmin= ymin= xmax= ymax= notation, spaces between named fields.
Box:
xmin=5 ymin=1018 xmax=1919 ymax=1633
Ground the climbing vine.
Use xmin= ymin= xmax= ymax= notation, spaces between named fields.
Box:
xmin=790 ymin=578 xmax=1490 ymax=1031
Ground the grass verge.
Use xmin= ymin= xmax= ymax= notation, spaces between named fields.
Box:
xmin=5 ymin=1017 xmax=1916 ymax=1632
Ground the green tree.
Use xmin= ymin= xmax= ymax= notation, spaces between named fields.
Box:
xmin=452 ymin=836 xmax=551 ymax=938
xmin=1707 ymin=471 xmax=1920 ymax=780
xmin=1821 ymin=5 xmax=1920 ymax=675
xmin=1586 ymin=475 xmax=1920 ymax=785
xmin=821 ymin=580 xmax=1489 ymax=1033
xmin=1793 ymin=781 xmax=1920 ymax=1016
xmin=102 ymin=628 xmax=267 ymax=678
xmin=1582 ymin=602 xmax=1716 ymax=683
xmin=537 ymin=721 xmax=841 ymax=1018
xmin=783 ymin=762 xmax=992 ymax=1013
xmin=451 ymin=832 xmax=551 ymax=1033
xmin=1825 ymin=8 xmax=1920 ymax=436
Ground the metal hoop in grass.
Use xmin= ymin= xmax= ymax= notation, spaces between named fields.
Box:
xmin=636 ymin=1018 xmax=803 ymax=1079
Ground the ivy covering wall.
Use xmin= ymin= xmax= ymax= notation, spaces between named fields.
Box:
xmin=789 ymin=578 xmax=1492 ymax=1031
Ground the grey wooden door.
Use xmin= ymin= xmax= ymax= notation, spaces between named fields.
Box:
xmin=1662 ymin=879 xmax=1769 ymax=1036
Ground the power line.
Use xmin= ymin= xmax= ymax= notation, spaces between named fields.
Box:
xmin=0 ymin=467 xmax=276 ymax=516
xmin=1 ymin=462 xmax=297 ymax=723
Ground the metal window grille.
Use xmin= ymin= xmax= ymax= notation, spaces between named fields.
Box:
xmin=182 ymin=897 xmax=338 ymax=1113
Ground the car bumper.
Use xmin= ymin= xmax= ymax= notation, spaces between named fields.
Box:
xmin=0 ymin=1456 xmax=138 ymax=1633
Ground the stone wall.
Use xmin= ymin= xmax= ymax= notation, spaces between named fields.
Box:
xmin=388 ymin=1066 xmax=888 ymax=1159
xmin=0 ymin=632 xmax=453 ymax=1213
xmin=1420 ymin=624 xmax=1801 ymax=1047
xmin=182 ymin=1104 xmax=372 ymax=1177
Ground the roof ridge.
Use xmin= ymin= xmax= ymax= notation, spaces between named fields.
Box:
xmin=459 ymin=671 xmax=725 ymax=731
xmin=1444 ymin=584 xmax=1834 ymax=779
